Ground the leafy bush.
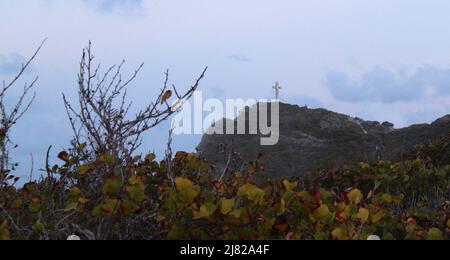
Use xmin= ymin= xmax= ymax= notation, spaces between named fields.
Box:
xmin=0 ymin=135 xmax=448 ymax=240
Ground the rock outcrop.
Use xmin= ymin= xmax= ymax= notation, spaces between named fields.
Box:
xmin=196 ymin=102 xmax=450 ymax=177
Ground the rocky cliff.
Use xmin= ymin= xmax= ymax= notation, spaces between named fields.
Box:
xmin=196 ymin=102 xmax=450 ymax=177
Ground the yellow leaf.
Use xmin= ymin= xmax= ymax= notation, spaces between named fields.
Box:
xmin=357 ymin=208 xmax=369 ymax=223
xmin=175 ymin=177 xmax=193 ymax=191
xmin=193 ymin=203 xmax=217 ymax=220
xmin=371 ymin=209 xmax=385 ymax=224
xmin=392 ymin=194 xmax=404 ymax=203
xmin=331 ymin=227 xmax=349 ymax=240
xmin=69 ymin=187 xmax=81 ymax=195
xmin=99 ymin=154 xmax=115 ymax=164
xmin=238 ymin=184 xmax=265 ymax=203
xmin=77 ymin=164 xmax=95 ymax=175
xmin=347 ymin=189 xmax=363 ymax=204
xmin=220 ymin=198 xmax=235 ymax=215
xmin=0 ymin=220 xmax=10 ymax=240
xmin=128 ymin=175 xmax=143 ymax=185
xmin=230 ymin=208 xmax=242 ymax=219
xmin=312 ymin=204 xmax=330 ymax=220
xmin=161 ymin=90 xmax=172 ymax=104
xmin=78 ymin=197 xmax=89 ymax=204
xmin=380 ymin=193 xmax=392 ymax=203
xmin=175 ymin=177 xmax=199 ymax=204
xmin=282 ymin=180 xmax=298 ymax=191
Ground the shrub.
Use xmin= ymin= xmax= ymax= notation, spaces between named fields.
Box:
xmin=0 ymin=135 xmax=448 ymax=240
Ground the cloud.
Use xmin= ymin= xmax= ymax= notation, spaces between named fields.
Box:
xmin=326 ymin=66 xmax=450 ymax=103
xmin=229 ymin=55 xmax=249 ymax=63
xmin=84 ymin=0 xmax=144 ymax=14
xmin=0 ymin=53 xmax=28 ymax=75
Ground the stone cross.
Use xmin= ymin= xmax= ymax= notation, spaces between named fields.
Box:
xmin=273 ymin=81 xmax=282 ymax=100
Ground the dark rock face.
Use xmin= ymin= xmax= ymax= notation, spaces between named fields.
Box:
xmin=196 ymin=103 xmax=450 ymax=177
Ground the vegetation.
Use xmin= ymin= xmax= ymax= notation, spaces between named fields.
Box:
xmin=0 ymin=43 xmax=448 ymax=240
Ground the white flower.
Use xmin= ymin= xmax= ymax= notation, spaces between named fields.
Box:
xmin=367 ymin=235 xmax=381 ymax=240
xmin=67 ymin=235 xmax=81 ymax=240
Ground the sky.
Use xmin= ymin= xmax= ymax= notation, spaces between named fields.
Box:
xmin=1 ymin=0 xmax=450 ymax=179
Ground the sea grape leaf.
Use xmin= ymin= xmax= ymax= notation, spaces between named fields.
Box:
xmin=357 ymin=208 xmax=369 ymax=223
xmin=193 ymin=203 xmax=217 ymax=220
xmin=283 ymin=180 xmax=298 ymax=191
xmin=238 ymin=184 xmax=265 ymax=203
xmin=0 ymin=220 xmax=10 ymax=240
xmin=427 ymin=228 xmax=444 ymax=240
xmin=331 ymin=227 xmax=349 ymax=240
xmin=220 ymin=198 xmax=235 ymax=215
xmin=371 ymin=209 xmax=385 ymax=224
xmin=175 ymin=177 xmax=199 ymax=204
xmin=312 ymin=204 xmax=330 ymax=220
xmin=347 ymin=188 xmax=363 ymax=204
xmin=103 ymin=178 xmax=122 ymax=197
xmin=64 ymin=202 xmax=78 ymax=212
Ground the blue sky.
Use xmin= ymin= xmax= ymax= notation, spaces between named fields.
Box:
xmin=1 ymin=0 xmax=450 ymax=179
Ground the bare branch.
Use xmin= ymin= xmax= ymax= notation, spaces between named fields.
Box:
xmin=0 ymin=39 xmax=45 ymax=177
xmin=63 ymin=42 xmax=207 ymax=165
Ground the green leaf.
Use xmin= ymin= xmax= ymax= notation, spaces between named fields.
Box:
xmin=92 ymin=199 xmax=119 ymax=217
xmin=11 ymin=199 xmax=23 ymax=209
xmin=32 ymin=221 xmax=44 ymax=234
xmin=64 ymin=202 xmax=78 ymax=212
xmin=392 ymin=194 xmax=405 ymax=203
xmin=427 ymin=228 xmax=445 ymax=240
xmin=29 ymin=198 xmax=41 ymax=213
xmin=126 ymin=183 xmax=146 ymax=203
xmin=145 ymin=153 xmax=156 ymax=162
xmin=121 ymin=199 xmax=140 ymax=216
xmin=103 ymin=178 xmax=122 ymax=197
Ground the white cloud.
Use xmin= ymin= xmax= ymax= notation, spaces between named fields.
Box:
xmin=0 ymin=53 xmax=28 ymax=75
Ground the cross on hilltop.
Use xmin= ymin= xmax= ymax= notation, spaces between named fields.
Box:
xmin=273 ymin=81 xmax=282 ymax=100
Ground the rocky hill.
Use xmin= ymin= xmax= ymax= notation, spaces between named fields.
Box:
xmin=196 ymin=102 xmax=450 ymax=177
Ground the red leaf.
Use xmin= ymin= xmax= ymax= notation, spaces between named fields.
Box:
xmin=335 ymin=211 xmax=345 ymax=222
xmin=309 ymin=190 xmax=323 ymax=205
xmin=58 ymin=151 xmax=69 ymax=162
xmin=286 ymin=232 xmax=294 ymax=240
